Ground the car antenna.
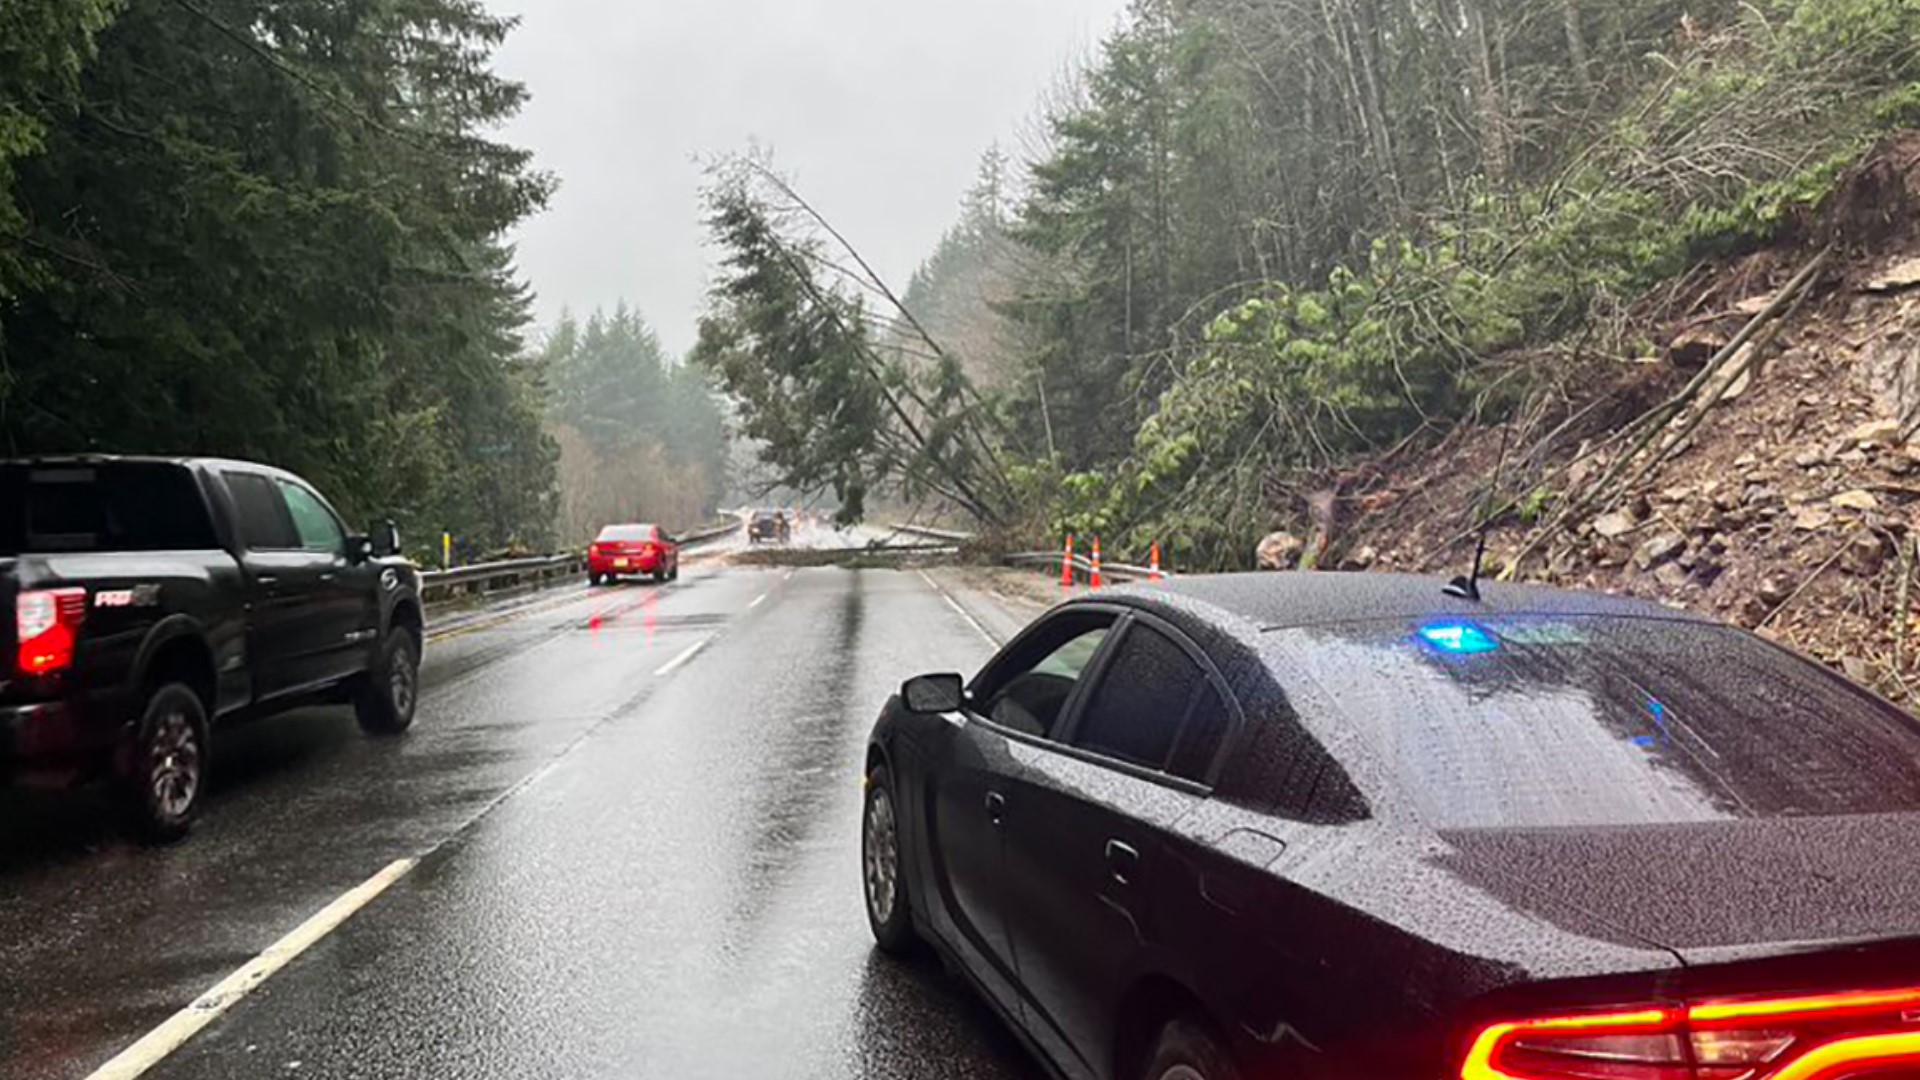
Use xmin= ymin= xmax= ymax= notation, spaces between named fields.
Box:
xmin=1444 ymin=424 xmax=1514 ymax=603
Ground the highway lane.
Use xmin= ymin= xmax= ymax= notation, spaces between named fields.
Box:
xmin=0 ymin=552 xmax=1047 ymax=1080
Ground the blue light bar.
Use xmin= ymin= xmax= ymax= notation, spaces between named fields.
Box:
xmin=1418 ymin=623 xmax=1499 ymax=655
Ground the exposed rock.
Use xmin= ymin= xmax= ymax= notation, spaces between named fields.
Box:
xmin=1668 ymin=325 xmax=1729 ymax=370
xmin=1734 ymin=453 xmax=1760 ymax=468
xmin=1758 ymin=576 xmax=1795 ymax=606
xmin=1256 ymin=532 xmax=1304 ymax=571
xmin=1713 ymin=487 xmax=1744 ymax=512
xmin=1852 ymin=419 xmax=1904 ymax=446
xmin=1793 ymin=450 xmax=1827 ymax=469
xmin=1865 ymin=255 xmax=1920 ymax=293
xmin=1838 ymin=449 xmax=1871 ymax=465
xmin=1343 ymin=544 xmax=1379 ymax=571
xmin=1794 ymin=507 xmax=1836 ymax=531
xmin=1832 ymin=489 xmax=1882 ymax=512
xmin=1707 ymin=346 xmax=1756 ymax=401
xmin=1744 ymin=484 xmax=1779 ymax=506
xmin=1708 ymin=532 xmax=1734 ymax=554
xmin=1654 ymin=563 xmax=1693 ymax=590
xmin=1592 ymin=512 xmax=1637 ymax=540
xmin=1842 ymin=656 xmax=1874 ymax=684
xmin=1864 ymin=309 xmax=1920 ymax=442
xmin=1634 ymin=533 xmax=1687 ymax=571
xmin=1845 ymin=532 xmax=1892 ymax=577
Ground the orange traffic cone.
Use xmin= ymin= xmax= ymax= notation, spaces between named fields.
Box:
xmin=1060 ymin=535 xmax=1077 ymax=588
xmin=1149 ymin=542 xmax=1163 ymax=582
xmin=1090 ymin=537 xmax=1104 ymax=590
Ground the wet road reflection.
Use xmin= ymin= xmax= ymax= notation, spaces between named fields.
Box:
xmin=2 ymin=563 xmax=1036 ymax=1080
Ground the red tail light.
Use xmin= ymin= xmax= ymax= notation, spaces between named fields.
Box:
xmin=1464 ymin=987 xmax=1920 ymax=1080
xmin=17 ymin=588 xmax=87 ymax=676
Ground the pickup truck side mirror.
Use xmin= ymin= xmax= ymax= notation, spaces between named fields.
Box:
xmin=347 ymin=535 xmax=376 ymax=564
xmin=371 ymin=520 xmax=401 ymax=558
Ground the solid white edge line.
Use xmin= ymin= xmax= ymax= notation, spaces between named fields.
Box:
xmin=83 ymin=857 xmax=420 ymax=1080
xmin=917 ymin=570 xmax=1000 ymax=647
xmin=653 ymin=637 xmax=711 ymax=677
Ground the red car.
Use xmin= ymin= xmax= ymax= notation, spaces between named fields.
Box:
xmin=588 ymin=524 xmax=679 ymax=585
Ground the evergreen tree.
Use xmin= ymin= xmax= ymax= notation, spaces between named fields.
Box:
xmin=0 ymin=0 xmax=556 ymax=552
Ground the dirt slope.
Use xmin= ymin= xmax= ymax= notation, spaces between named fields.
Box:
xmin=1322 ymin=135 xmax=1920 ymax=707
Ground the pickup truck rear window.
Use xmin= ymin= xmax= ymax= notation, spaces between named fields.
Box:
xmin=0 ymin=464 xmax=218 ymax=554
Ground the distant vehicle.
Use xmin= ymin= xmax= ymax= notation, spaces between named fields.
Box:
xmin=748 ymin=509 xmax=791 ymax=545
xmin=1 ymin=457 xmax=424 ymax=840
xmin=863 ymin=573 xmax=1920 ymax=1080
xmin=589 ymin=524 xmax=679 ymax=585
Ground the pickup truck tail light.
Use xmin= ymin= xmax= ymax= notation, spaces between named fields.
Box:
xmin=17 ymin=588 xmax=88 ymax=675
xmin=1463 ymin=986 xmax=1920 ymax=1080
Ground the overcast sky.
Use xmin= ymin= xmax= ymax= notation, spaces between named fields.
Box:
xmin=482 ymin=0 xmax=1129 ymax=356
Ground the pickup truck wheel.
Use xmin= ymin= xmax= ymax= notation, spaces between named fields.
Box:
xmin=121 ymin=684 xmax=209 ymax=843
xmin=356 ymin=631 xmax=419 ymax=735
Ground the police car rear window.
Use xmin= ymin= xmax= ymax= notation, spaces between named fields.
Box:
xmin=1273 ymin=616 xmax=1920 ymax=828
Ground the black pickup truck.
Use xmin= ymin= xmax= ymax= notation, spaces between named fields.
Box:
xmin=1 ymin=457 xmax=425 ymax=840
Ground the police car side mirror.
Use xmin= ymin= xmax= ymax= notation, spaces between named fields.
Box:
xmin=902 ymin=673 xmax=965 ymax=714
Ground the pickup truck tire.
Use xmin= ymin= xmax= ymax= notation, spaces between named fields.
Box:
xmin=355 ymin=631 xmax=419 ymax=735
xmin=120 ymin=683 xmax=210 ymax=843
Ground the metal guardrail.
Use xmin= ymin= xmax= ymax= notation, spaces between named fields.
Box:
xmin=419 ymin=518 xmax=744 ymax=606
xmin=680 ymin=519 xmax=746 ymax=547
xmin=1004 ymin=551 xmax=1163 ymax=584
xmin=887 ymin=523 xmax=977 ymax=545
xmin=422 ymin=554 xmax=582 ymax=605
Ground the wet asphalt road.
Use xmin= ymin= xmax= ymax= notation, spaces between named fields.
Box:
xmin=0 ymin=531 xmax=1046 ymax=1080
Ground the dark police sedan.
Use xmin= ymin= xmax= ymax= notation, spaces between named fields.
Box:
xmin=860 ymin=573 xmax=1920 ymax=1080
